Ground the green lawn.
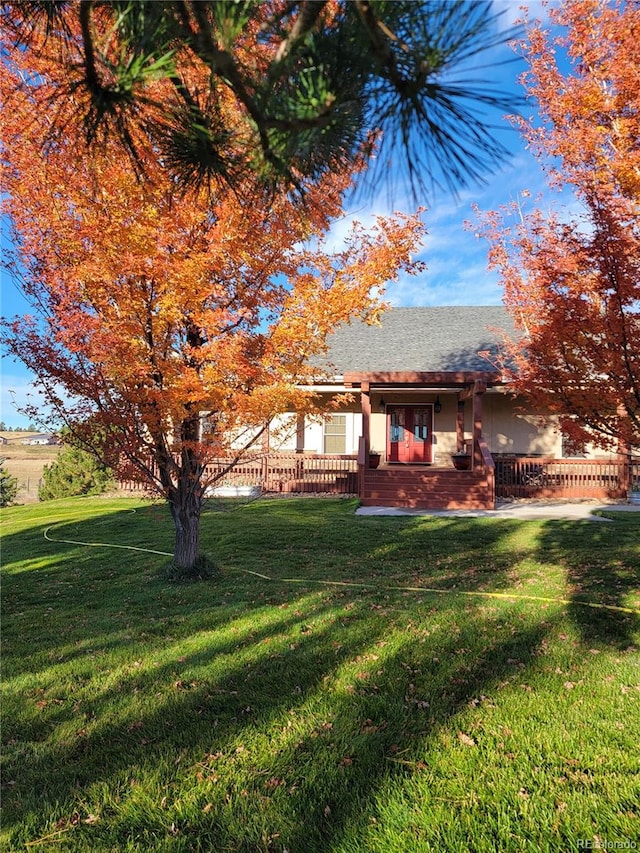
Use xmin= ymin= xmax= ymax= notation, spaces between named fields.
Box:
xmin=1 ymin=497 xmax=639 ymax=852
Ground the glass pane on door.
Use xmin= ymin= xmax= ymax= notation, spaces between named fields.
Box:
xmin=389 ymin=409 xmax=405 ymax=443
xmin=413 ymin=409 xmax=429 ymax=442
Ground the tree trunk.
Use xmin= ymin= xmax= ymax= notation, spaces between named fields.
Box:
xmin=171 ymin=494 xmax=201 ymax=570
xmin=155 ymin=405 xmax=206 ymax=576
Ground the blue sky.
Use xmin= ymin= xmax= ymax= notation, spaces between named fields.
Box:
xmin=0 ymin=0 xmax=556 ymax=428
xmin=332 ymin=0 xmax=556 ymax=309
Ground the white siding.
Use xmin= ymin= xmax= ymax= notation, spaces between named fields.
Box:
xmin=268 ymin=414 xmax=298 ymax=451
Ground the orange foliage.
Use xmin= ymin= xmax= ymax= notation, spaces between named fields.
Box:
xmin=473 ymin=0 xmax=640 ymax=451
xmin=1 ymin=35 xmax=425 ymax=565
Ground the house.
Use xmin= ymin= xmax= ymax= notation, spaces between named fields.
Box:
xmin=261 ymin=307 xmax=630 ymax=509
xmin=21 ymin=433 xmax=58 ymax=446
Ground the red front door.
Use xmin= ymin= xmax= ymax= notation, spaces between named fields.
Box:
xmin=387 ymin=406 xmax=433 ymax=463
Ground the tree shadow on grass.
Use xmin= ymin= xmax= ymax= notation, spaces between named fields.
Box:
xmin=1 ymin=503 xmax=527 ymax=850
xmin=4 ymin=586 xmax=554 ymax=852
xmin=3 ymin=593 xmax=392 ymax=848
xmin=2 ymin=499 xmax=636 ymax=850
xmin=266 ymin=616 xmax=555 ymax=853
xmin=535 ymin=517 xmax=640 ymax=648
xmin=342 ymin=510 xmax=639 ymax=650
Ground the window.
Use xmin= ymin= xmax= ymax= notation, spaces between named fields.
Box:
xmin=324 ymin=415 xmax=346 ymax=454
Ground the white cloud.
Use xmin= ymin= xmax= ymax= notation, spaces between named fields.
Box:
xmin=0 ymin=369 xmax=46 ymax=428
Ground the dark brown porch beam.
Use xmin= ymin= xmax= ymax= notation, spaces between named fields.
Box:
xmin=343 ymin=371 xmax=501 ymax=387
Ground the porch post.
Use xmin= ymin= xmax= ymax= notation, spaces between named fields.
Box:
xmin=358 ymin=382 xmax=372 ymax=499
xmin=361 ymin=381 xmax=371 ymax=457
xmin=456 ymin=401 xmax=465 ymax=453
xmin=472 ymin=381 xmax=486 ymax=471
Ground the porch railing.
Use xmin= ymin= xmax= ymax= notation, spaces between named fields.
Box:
xmin=118 ymin=453 xmax=359 ymax=496
xmin=494 ymin=456 xmax=632 ymax=500
xmin=630 ymin=458 xmax=640 ymax=503
xmin=117 ymin=453 xmax=639 ymax=502
xmin=206 ymin=453 xmax=359 ymax=494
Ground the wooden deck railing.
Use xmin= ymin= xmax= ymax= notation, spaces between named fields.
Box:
xmin=117 ymin=453 xmax=639 ymax=502
xmin=118 ymin=453 xmax=359 ymax=496
xmin=630 ymin=458 xmax=640 ymax=503
xmin=494 ymin=456 xmax=631 ymax=500
xmin=205 ymin=453 xmax=359 ymax=494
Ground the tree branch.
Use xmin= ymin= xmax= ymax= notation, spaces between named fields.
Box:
xmin=274 ymin=1 xmax=328 ymax=63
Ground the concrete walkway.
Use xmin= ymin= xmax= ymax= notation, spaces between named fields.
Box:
xmin=356 ymin=501 xmax=640 ymax=522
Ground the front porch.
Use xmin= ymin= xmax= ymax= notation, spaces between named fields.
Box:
xmin=348 ymin=369 xmax=499 ymax=510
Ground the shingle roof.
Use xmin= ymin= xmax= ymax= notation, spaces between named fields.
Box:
xmin=321 ymin=306 xmax=514 ymax=375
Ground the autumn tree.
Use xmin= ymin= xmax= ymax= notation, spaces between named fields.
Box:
xmin=1 ymin=35 xmax=426 ymax=574
xmin=473 ymin=0 xmax=640 ymax=452
xmin=1 ymin=0 xmax=519 ymax=199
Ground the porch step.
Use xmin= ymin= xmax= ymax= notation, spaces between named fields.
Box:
xmin=362 ymin=467 xmax=495 ymax=510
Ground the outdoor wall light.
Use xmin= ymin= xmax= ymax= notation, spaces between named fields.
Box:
xmin=434 ymin=396 xmax=442 ymax=414
xmin=379 ymin=398 xmax=386 ymax=412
